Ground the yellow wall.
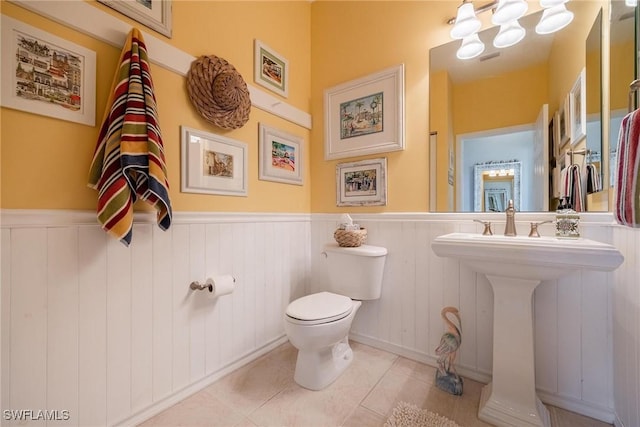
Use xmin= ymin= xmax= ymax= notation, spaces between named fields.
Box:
xmin=452 ymin=63 xmax=549 ymax=135
xmin=0 ymin=1 xmax=311 ymax=212
xmin=309 ymin=1 xmax=452 ymax=213
xmin=429 ymin=70 xmax=453 ymax=212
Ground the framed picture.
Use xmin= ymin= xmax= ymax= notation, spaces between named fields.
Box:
xmin=254 ymin=40 xmax=288 ymax=98
xmin=336 ymin=158 xmax=387 ymax=207
xmin=1 ymin=15 xmax=96 ymax=126
xmin=98 ymin=0 xmax=172 ymax=38
xmin=258 ymin=123 xmax=303 ymax=185
xmin=559 ymin=94 xmax=571 ymax=147
xmin=570 ymin=68 xmax=586 ymax=145
xmin=324 ymin=64 xmax=405 ymax=160
xmin=180 ymin=126 xmax=248 ymax=196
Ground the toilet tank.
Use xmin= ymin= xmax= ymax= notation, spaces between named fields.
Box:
xmin=323 ymin=242 xmax=387 ymax=300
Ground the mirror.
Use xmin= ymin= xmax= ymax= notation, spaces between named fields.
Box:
xmin=430 ymin=2 xmax=607 ymax=212
xmin=609 ymin=1 xmax=637 ymax=188
xmin=474 ymin=160 xmax=521 ymax=212
xmin=585 ymin=9 xmax=603 ymax=194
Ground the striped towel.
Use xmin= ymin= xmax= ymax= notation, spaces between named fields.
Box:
xmin=560 ymin=164 xmax=583 ymax=212
xmin=88 ymin=28 xmax=172 ymax=246
xmin=614 ymin=108 xmax=640 ymax=227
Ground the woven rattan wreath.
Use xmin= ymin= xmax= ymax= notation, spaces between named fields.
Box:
xmin=186 ymin=55 xmax=251 ymax=129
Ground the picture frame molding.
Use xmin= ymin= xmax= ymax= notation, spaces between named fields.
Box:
xmin=258 ymin=123 xmax=304 ymax=186
xmin=180 ymin=125 xmax=248 ymax=197
xmin=336 ymin=157 xmax=388 ymax=207
xmin=559 ymin=94 xmax=571 ymax=147
xmin=254 ymin=39 xmax=289 ymax=98
xmin=324 ymin=64 xmax=405 ymax=160
xmin=1 ymin=15 xmax=96 ymax=126
xmin=98 ymin=0 xmax=172 ymax=38
xmin=570 ymin=67 xmax=587 ymax=146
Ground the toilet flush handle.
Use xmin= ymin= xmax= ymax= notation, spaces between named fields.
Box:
xmin=321 ymin=251 xmax=327 ymax=258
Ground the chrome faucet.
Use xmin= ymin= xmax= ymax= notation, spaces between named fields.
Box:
xmin=504 ymin=199 xmax=516 ymax=236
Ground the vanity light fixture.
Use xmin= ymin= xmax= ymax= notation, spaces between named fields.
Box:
xmin=491 ymin=0 xmax=528 ymax=25
xmin=535 ymin=3 xmax=574 ymax=34
xmin=457 ymin=33 xmax=486 ymax=59
xmin=448 ymin=0 xmax=573 ymax=59
xmin=493 ymin=20 xmax=526 ymax=48
xmin=450 ymin=1 xmax=482 ymax=39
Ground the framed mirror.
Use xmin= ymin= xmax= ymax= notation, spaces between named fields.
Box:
xmin=474 ymin=161 xmax=521 ymax=212
xmin=430 ymin=2 xmax=606 ymax=212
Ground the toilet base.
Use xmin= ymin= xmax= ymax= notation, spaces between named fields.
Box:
xmin=293 ymin=336 xmax=354 ymax=390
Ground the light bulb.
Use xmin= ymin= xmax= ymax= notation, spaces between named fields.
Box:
xmin=450 ymin=2 xmax=482 ymax=39
xmin=535 ymin=3 xmax=574 ymax=34
xmin=626 ymin=0 xmax=637 ymax=7
xmin=493 ymin=20 xmax=526 ymax=48
xmin=492 ymin=0 xmax=528 ymax=26
xmin=457 ymin=34 xmax=485 ymax=59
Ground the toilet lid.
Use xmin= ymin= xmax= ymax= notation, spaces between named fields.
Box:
xmin=286 ymin=291 xmax=353 ymax=323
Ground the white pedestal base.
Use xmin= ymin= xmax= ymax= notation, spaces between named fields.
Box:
xmin=477 ymin=275 xmax=551 ymax=427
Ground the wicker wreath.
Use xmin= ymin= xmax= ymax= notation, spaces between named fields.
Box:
xmin=186 ymin=55 xmax=251 ymax=129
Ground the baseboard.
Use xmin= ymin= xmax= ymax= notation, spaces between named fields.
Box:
xmin=113 ymin=335 xmax=288 ymax=427
xmin=349 ymin=332 xmax=615 ymax=424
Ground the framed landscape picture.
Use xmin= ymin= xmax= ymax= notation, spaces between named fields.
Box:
xmin=254 ymin=39 xmax=288 ymax=98
xmin=258 ymin=123 xmax=303 ymax=185
xmin=180 ymin=126 xmax=248 ymax=196
xmin=324 ymin=64 xmax=405 ymax=160
xmin=336 ymin=158 xmax=387 ymax=206
xmin=98 ymin=0 xmax=172 ymax=38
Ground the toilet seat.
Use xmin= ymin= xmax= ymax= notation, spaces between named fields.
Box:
xmin=285 ymin=291 xmax=353 ymax=325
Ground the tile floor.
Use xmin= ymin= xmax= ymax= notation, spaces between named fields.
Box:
xmin=139 ymin=341 xmax=612 ymax=427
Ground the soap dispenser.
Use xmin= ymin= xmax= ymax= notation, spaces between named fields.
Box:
xmin=555 ymin=197 xmax=580 ymax=238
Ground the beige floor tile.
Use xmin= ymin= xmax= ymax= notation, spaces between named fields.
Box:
xmin=138 ymin=341 xmax=611 ymax=427
xmin=361 ymin=370 xmax=458 ymax=419
xmin=342 ymin=406 xmax=385 ymax=427
xmin=548 ymin=405 xmax=613 ymax=427
xmin=205 ymin=356 xmax=296 ymax=416
xmin=138 ymin=389 xmax=244 ymax=427
xmin=248 ymin=382 xmax=359 ymax=427
xmin=388 ymin=356 xmax=438 ymax=385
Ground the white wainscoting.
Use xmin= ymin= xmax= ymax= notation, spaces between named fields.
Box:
xmin=311 ymin=213 xmax=617 ymax=423
xmin=0 ymin=210 xmax=310 ymax=426
xmin=612 ymin=226 xmax=640 ymax=427
xmin=1 ymin=210 xmax=631 ymax=426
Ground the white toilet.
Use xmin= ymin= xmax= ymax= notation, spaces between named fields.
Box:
xmin=284 ymin=242 xmax=387 ymax=390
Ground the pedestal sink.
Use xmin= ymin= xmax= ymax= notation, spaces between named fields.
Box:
xmin=431 ymin=232 xmax=624 ymax=427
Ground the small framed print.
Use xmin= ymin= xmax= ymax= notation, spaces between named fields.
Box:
xmin=254 ymin=39 xmax=288 ymax=98
xmin=258 ymin=123 xmax=303 ymax=185
xmin=1 ymin=15 xmax=96 ymax=126
xmin=98 ymin=0 xmax=172 ymax=38
xmin=180 ymin=126 xmax=248 ymax=196
xmin=336 ymin=157 xmax=387 ymax=207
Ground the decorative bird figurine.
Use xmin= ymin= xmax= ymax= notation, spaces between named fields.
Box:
xmin=435 ymin=306 xmax=463 ymax=395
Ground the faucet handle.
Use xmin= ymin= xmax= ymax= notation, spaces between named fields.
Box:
xmin=473 ymin=219 xmax=493 ymax=236
xmin=528 ymin=220 xmax=553 ymax=238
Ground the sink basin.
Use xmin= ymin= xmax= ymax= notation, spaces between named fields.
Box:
xmin=431 ymin=232 xmax=624 ymax=427
xmin=432 ymin=232 xmax=624 ymax=281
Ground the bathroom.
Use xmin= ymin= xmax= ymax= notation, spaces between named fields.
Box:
xmin=1 ymin=1 xmax=639 ymax=426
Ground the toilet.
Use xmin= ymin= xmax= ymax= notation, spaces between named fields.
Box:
xmin=284 ymin=242 xmax=387 ymax=390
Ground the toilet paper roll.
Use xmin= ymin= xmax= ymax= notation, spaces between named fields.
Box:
xmin=205 ymin=275 xmax=235 ymax=298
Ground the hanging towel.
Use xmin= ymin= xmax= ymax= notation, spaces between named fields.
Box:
xmin=613 ymin=108 xmax=640 ymax=227
xmin=88 ymin=28 xmax=172 ymax=246
xmin=585 ymin=163 xmax=601 ymax=194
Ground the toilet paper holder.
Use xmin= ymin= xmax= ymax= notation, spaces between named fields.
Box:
xmin=189 ymin=276 xmax=236 ymax=292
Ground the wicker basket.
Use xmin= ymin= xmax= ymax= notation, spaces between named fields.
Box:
xmin=334 ymin=228 xmax=367 ymax=247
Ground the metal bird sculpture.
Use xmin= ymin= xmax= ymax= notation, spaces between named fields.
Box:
xmin=435 ymin=306 xmax=463 ymax=395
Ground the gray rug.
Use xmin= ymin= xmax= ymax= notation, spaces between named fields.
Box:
xmin=384 ymin=401 xmax=462 ymax=427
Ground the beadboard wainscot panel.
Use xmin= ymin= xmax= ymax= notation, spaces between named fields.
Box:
xmin=612 ymin=225 xmax=640 ymax=427
xmin=0 ymin=210 xmax=310 ymax=426
xmin=311 ymin=212 xmax=619 ymax=423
